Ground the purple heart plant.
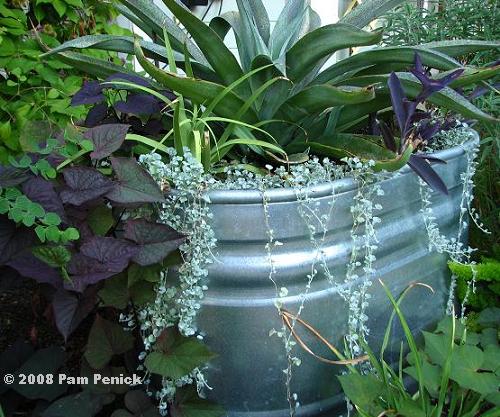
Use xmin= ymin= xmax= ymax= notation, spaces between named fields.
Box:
xmin=378 ymin=54 xmax=466 ymax=194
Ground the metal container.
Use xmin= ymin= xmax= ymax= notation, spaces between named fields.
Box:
xmin=197 ymin=135 xmax=476 ymax=417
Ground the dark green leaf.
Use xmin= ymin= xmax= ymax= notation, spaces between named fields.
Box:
xmin=84 ymin=315 xmax=134 ymax=369
xmin=41 ymin=391 xmax=114 ymax=417
xmin=286 ymin=24 xmax=383 ymax=82
xmin=12 ymin=347 xmax=67 ymax=401
xmin=145 ymin=329 xmax=216 ymax=379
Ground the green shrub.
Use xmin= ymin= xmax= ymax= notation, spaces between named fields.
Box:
xmin=0 ymin=0 xmax=130 ymax=162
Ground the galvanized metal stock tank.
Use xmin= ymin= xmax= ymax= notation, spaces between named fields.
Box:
xmin=196 ymin=135 xmax=476 ymax=417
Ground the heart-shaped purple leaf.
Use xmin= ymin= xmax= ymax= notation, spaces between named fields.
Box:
xmin=0 ymin=165 xmax=31 ymax=187
xmin=71 ymin=80 xmax=105 ymax=106
xmin=80 ymin=236 xmax=138 ymax=273
xmin=106 ymin=157 xmax=165 ymax=204
xmin=66 ymin=253 xmax=116 ymax=292
xmin=60 ymin=167 xmax=115 ymax=206
xmin=7 ymin=251 xmax=62 ymax=287
xmin=22 ymin=177 xmax=66 ymax=221
xmin=84 ymin=124 xmax=130 ymax=160
xmin=114 ymin=94 xmax=162 ymax=116
xmin=124 ymin=219 xmax=185 ymax=266
xmin=52 ymin=287 xmax=98 ymax=341
xmin=84 ymin=102 xmax=109 ymax=128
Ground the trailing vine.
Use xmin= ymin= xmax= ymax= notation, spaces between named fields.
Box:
xmin=420 ymin=126 xmax=488 ymax=319
xmin=138 ymin=150 xmax=216 ymax=413
xmin=337 ymin=158 xmax=385 ymax=360
xmin=134 ymin=126 xmax=482 ymax=414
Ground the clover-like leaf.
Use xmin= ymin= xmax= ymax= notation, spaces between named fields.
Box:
xmin=85 ymin=124 xmax=130 ymax=160
xmin=84 ymin=315 xmax=134 ymax=370
xmin=145 ymin=328 xmax=216 ymax=380
xmin=124 ymin=219 xmax=185 ymax=266
xmin=106 ymin=157 xmax=164 ymax=204
xmin=60 ymin=167 xmax=115 ymax=206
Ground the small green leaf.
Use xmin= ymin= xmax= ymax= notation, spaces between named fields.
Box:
xmin=62 ymin=227 xmax=80 ymax=241
xmin=46 ymin=225 xmax=61 ymax=243
xmin=43 ymin=212 xmax=62 ymax=226
xmin=12 ymin=347 xmax=67 ymax=401
xmin=35 ymin=225 xmax=46 ymax=243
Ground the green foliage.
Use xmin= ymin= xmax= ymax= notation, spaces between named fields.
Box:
xmin=383 ymin=0 xmax=500 ymax=306
xmin=84 ymin=315 xmax=134 ymax=370
xmin=47 ymin=0 xmax=499 ymax=169
xmin=144 ymin=327 xmax=216 ymax=380
xmin=0 ymin=185 xmax=79 ymax=242
xmin=0 ymin=0 xmax=130 ymax=161
xmin=338 ymin=285 xmax=500 ymax=417
xmin=382 ymin=0 xmax=499 ymax=65
xmin=449 ymin=258 xmax=500 ymax=310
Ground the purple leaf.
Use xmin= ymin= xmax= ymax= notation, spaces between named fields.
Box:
xmin=106 ymin=157 xmax=165 ymax=204
xmin=410 ymin=54 xmax=464 ymax=102
xmin=84 ymin=103 xmax=109 ymax=128
xmin=104 ymin=73 xmax=151 ymax=88
xmin=22 ymin=177 xmax=66 ymax=221
xmin=7 ymin=251 xmax=62 ymax=287
xmin=129 ymin=117 xmax=164 ymax=135
xmin=420 ymin=154 xmax=447 ymax=164
xmin=0 ymin=165 xmax=31 ymax=187
xmin=124 ymin=219 xmax=185 ymax=266
xmin=66 ymin=253 xmax=116 ymax=292
xmin=60 ymin=167 xmax=115 ymax=206
xmin=416 ymin=119 xmax=442 ymax=143
xmin=0 ymin=220 xmax=36 ymax=265
xmin=377 ymin=120 xmax=397 ymax=152
xmin=80 ymin=236 xmax=138 ymax=273
xmin=408 ymin=154 xmax=448 ymax=195
xmin=388 ymin=72 xmax=408 ymax=136
xmin=114 ymin=93 xmax=162 ymax=116
xmin=71 ymin=81 xmax=104 ymax=106
xmin=52 ymin=287 xmax=98 ymax=341
xmin=84 ymin=124 xmax=130 ymax=160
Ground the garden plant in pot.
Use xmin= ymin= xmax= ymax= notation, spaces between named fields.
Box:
xmin=4 ymin=0 xmax=499 ymax=416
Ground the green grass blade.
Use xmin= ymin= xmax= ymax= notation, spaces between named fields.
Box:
xmin=125 ymin=134 xmax=170 ymax=154
xmin=379 ymin=279 xmax=429 ymax=413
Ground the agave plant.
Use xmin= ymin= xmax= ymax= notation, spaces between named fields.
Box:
xmin=44 ymin=0 xmax=499 ymax=171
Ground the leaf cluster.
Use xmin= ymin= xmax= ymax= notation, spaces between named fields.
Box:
xmin=0 ymin=0 xmax=130 ymax=161
xmin=339 ymin=284 xmax=500 ymax=417
xmin=44 ymin=0 xmax=499 ymax=172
